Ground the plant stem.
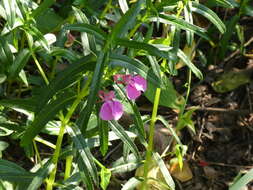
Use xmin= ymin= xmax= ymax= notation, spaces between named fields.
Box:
xmin=141 ymin=60 xmax=166 ymax=189
xmin=64 ymin=154 xmax=73 ymax=180
xmin=31 ymin=53 xmax=49 ymax=85
xmin=46 ymin=76 xmax=91 ymax=190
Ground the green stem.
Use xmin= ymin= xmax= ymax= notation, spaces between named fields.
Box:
xmin=64 ymin=155 xmax=73 ymax=180
xmin=100 ymin=0 xmax=112 ymax=19
xmin=141 ymin=60 xmax=166 ymax=189
xmin=46 ymin=76 xmax=91 ymax=190
xmin=177 ymin=69 xmax=192 ymax=131
xmin=31 ymin=52 xmax=49 ymax=85
xmin=33 ymin=140 xmax=42 ymax=166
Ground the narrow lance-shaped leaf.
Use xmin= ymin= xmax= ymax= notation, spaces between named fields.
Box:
xmin=149 ymin=14 xmax=211 ymax=41
xmin=3 ymin=0 xmax=16 ymax=28
xmin=98 ymin=119 xmax=109 ymax=156
xmin=177 ymin=49 xmax=203 ymax=80
xmin=21 ymin=92 xmax=76 ymax=146
xmin=0 ymin=159 xmax=35 ymax=183
xmin=110 ymin=53 xmax=163 ymax=88
xmin=0 ymin=36 xmax=14 ymax=67
xmin=67 ymin=124 xmax=99 ymax=187
xmin=78 ymin=51 xmax=108 ymax=133
xmin=113 ymin=84 xmax=146 ymax=145
xmin=115 ymin=38 xmax=177 ymax=61
xmin=110 ymin=0 xmax=144 ymax=40
xmin=191 ymin=2 xmax=226 ymax=34
xmin=64 ymin=23 xmax=107 ymax=42
xmin=184 ymin=2 xmax=194 ymax=46
xmin=36 ymin=55 xmax=95 ymax=112
xmin=72 ymin=6 xmax=96 ymax=55
xmin=153 ymin=153 xmax=175 ymax=190
xmin=109 ymin=121 xmax=141 ymax=160
xmin=9 ymin=49 xmax=31 ymax=79
xmin=26 ymin=159 xmax=54 ymax=190
xmin=229 ymin=168 xmax=253 ymax=190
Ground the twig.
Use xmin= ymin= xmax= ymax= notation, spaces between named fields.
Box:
xmin=186 ymin=106 xmax=251 ymax=115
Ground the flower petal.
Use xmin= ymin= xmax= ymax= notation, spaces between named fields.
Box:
xmin=126 ymin=84 xmax=141 ymax=100
xmin=99 ymin=100 xmax=123 ymax=120
xmin=111 ymin=100 xmax=123 ymax=120
xmin=99 ymin=101 xmax=114 ymax=120
xmin=131 ymin=75 xmax=147 ymax=92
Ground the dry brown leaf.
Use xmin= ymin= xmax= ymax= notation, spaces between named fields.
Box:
xmin=169 ymin=160 xmax=193 ymax=182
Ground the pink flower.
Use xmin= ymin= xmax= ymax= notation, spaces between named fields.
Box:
xmin=99 ymin=91 xmax=123 ymax=121
xmin=114 ymin=74 xmax=147 ymax=100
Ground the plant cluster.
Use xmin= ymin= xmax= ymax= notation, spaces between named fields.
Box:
xmin=0 ymin=0 xmax=252 ymax=189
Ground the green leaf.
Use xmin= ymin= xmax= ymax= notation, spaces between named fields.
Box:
xmin=0 ymin=36 xmax=14 ymax=67
xmin=9 ymin=49 xmax=31 ymax=79
xmin=191 ymin=2 xmax=226 ymax=34
xmin=72 ymin=6 xmax=96 ymax=55
xmin=98 ymin=119 xmax=109 ymax=156
xmin=3 ymin=0 xmax=16 ymax=28
xmin=113 ymin=84 xmax=146 ymax=145
xmin=0 ymin=74 xmax=7 ymax=84
xmin=21 ymin=92 xmax=76 ymax=146
xmin=177 ymin=49 xmax=203 ymax=80
xmin=149 ymin=14 xmax=211 ymax=41
xmin=153 ymin=153 xmax=175 ymax=190
xmin=0 ymin=141 xmax=9 ymax=157
xmin=0 ymin=98 xmax=37 ymax=112
xmin=67 ymin=124 xmax=99 ymax=187
xmin=118 ymin=0 xmax=129 ymax=13
xmin=157 ymin=116 xmax=182 ymax=145
xmin=184 ymin=2 xmax=194 ymax=46
xmin=110 ymin=0 xmax=143 ymax=40
xmin=26 ymin=26 xmax=50 ymax=52
xmin=122 ymin=177 xmax=142 ymax=190
xmin=36 ymin=55 xmax=95 ymax=112
xmin=50 ymin=47 xmax=79 ymax=62
xmin=26 ymin=159 xmax=54 ymax=190
xmin=176 ymin=107 xmax=197 ymax=133
xmin=78 ymin=51 xmax=107 ymax=133
xmin=115 ymin=38 xmax=176 ymax=61
xmin=35 ymin=9 xmax=64 ymax=33
xmin=229 ymin=168 xmax=253 ymax=190
xmin=0 ymin=159 xmax=34 ymax=183
xmin=111 ymin=153 xmax=140 ymax=174
xmin=218 ymin=15 xmax=240 ymax=60
xmin=109 ymin=121 xmax=140 ymax=160
xmin=110 ymin=53 xmax=162 ymax=88
xmin=31 ymin=0 xmax=55 ymax=18
xmin=145 ymin=76 xmax=184 ymax=110
xmin=64 ymin=23 xmax=107 ymax=41
xmin=206 ymin=0 xmax=237 ymax=8
xmin=100 ymin=167 xmax=111 ymax=190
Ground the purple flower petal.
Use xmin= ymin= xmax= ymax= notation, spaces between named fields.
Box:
xmin=131 ymin=75 xmax=147 ymax=92
xmin=99 ymin=100 xmax=123 ymax=120
xmin=99 ymin=101 xmax=114 ymax=120
xmin=126 ymin=84 xmax=141 ymax=100
xmin=111 ymin=100 xmax=123 ymax=120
